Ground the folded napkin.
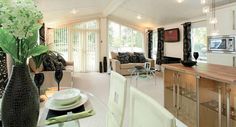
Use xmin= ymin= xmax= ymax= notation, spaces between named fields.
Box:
xmin=45 ymin=109 xmax=95 ymax=125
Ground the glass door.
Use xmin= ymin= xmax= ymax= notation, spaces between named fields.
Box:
xmin=199 ymin=78 xmax=227 ymax=127
xmin=164 ymin=69 xmax=177 ymax=116
xmin=177 ymin=72 xmax=197 ymax=127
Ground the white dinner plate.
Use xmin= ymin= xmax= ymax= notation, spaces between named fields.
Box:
xmin=45 ymin=93 xmax=88 ymax=111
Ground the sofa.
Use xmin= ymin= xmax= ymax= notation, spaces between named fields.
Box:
xmin=110 ymin=52 xmax=155 ymax=75
xmin=29 ymin=56 xmax=74 ymax=92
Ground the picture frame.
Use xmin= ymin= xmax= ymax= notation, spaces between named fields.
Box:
xmin=164 ymin=28 xmax=180 ymax=42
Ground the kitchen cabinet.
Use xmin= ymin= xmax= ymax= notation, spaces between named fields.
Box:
xmin=163 ymin=63 xmax=236 ymax=127
xmin=207 ymin=4 xmax=236 ymax=36
xmin=199 ymin=78 xmax=236 ymax=127
xmin=207 ymin=53 xmax=236 ymax=67
xmin=164 ymin=69 xmax=197 ymax=127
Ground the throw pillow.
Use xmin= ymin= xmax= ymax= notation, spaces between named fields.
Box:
xmin=57 ymin=54 xmax=67 ymax=66
xmin=129 ymin=55 xmax=139 ymax=63
xmin=134 ymin=52 xmax=146 ymax=63
xmin=43 ymin=55 xmax=56 ymax=71
xmin=118 ymin=52 xmax=130 ymax=64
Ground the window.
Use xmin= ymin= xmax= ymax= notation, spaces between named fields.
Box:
xmin=152 ymin=31 xmax=158 ymax=59
xmin=50 ymin=20 xmax=99 ymax=72
xmin=191 ymin=22 xmax=208 ymax=61
xmin=108 ymin=21 xmax=144 ymax=55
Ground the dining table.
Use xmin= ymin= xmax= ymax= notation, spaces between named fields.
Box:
xmin=0 ymin=87 xmax=187 ymax=127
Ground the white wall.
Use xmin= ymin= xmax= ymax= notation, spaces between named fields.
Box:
xmin=160 ymin=17 xmax=206 ymax=60
xmin=162 ymin=22 xmax=184 ymax=59
xmin=99 ymin=18 xmax=108 ymax=61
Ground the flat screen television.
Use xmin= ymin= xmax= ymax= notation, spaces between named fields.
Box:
xmin=164 ymin=28 xmax=180 ymax=42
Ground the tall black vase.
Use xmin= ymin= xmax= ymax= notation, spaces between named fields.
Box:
xmin=103 ymin=57 xmax=107 ymax=73
xmin=1 ymin=65 xmax=39 ymax=127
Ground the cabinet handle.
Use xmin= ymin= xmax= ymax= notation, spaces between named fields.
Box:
xmin=218 ymin=87 xmax=222 ymax=127
xmin=233 ymin=56 xmax=236 ymax=67
xmin=233 ymin=10 xmax=235 ymax=30
xmin=226 ymin=87 xmax=231 ymax=127
xmin=173 ymin=73 xmax=176 ymax=108
xmin=177 ymin=74 xmax=180 ymax=110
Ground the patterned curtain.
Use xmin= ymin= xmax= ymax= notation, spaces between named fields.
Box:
xmin=156 ymin=28 xmax=164 ymax=65
xmin=183 ymin=22 xmax=192 ymax=61
xmin=0 ymin=49 xmax=8 ymax=97
xmin=39 ymin=23 xmax=45 ymax=45
xmin=147 ymin=30 xmax=153 ymax=58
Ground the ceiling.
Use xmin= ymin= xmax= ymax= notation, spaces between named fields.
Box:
xmin=36 ymin=0 xmax=236 ymax=28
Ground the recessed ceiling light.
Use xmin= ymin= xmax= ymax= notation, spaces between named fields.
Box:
xmin=70 ymin=9 xmax=77 ymax=14
xmin=201 ymin=0 xmax=207 ymax=5
xmin=137 ymin=15 xmax=142 ymax=20
xmin=176 ymin=0 xmax=184 ymax=3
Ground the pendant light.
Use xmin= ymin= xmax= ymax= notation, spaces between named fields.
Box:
xmin=209 ymin=0 xmax=217 ymax=24
xmin=210 ymin=0 xmax=219 ymax=35
xmin=202 ymin=6 xmax=210 ymax=13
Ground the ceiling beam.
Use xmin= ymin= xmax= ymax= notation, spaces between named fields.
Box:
xmin=102 ymin=0 xmax=126 ymax=17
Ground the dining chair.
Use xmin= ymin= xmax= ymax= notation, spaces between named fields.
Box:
xmin=129 ymin=86 xmax=176 ymax=127
xmin=106 ymin=71 xmax=127 ymax=127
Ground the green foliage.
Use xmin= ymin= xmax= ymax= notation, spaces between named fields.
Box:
xmin=0 ymin=29 xmax=48 ymax=65
xmin=0 ymin=0 xmax=47 ymax=65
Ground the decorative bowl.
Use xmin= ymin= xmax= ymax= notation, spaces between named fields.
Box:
xmin=52 ymin=88 xmax=81 ymax=105
xmin=181 ymin=60 xmax=197 ymax=67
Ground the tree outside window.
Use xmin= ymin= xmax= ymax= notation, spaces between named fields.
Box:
xmin=191 ymin=27 xmax=207 ymax=61
xmin=108 ymin=21 xmax=144 ymax=56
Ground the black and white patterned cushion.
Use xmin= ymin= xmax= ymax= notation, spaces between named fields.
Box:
xmin=118 ymin=52 xmax=130 ymax=64
xmin=129 ymin=55 xmax=139 ymax=63
xmin=134 ymin=52 xmax=146 ymax=63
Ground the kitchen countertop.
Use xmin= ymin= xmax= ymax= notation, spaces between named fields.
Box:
xmin=162 ymin=63 xmax=236 ymax=84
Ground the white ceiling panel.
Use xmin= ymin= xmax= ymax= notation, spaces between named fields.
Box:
xmin=36 ymin=0 xmax=236 ymax=28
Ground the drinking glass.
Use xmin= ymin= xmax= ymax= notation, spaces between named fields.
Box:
xmin=55 ymin=68 xmax=63 ymax=91
xmin=34 ymin=73 xmax=45 ymax=102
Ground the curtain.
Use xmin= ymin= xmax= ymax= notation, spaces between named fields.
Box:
xmin=50 ymin=20 xmax=99 ymax=72
xmin=183 ymin=22 xmax=192 ymax=61
xmin=156 ymin=28 xmax=164 ymax=65
xmin=0 ymin=49 xmax=8 ymax=97
xmin=39 ymin=23 xmax=45 ymax=44
xmin=147 ymin=30 xmax=153 ymax=58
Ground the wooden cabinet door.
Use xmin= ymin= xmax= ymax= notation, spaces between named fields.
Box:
xmin=164 ymin=69 xmax=177 ymax=116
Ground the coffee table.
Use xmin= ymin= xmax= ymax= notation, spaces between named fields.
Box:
xmin=129 ymin=66 xmax=157 ymax=87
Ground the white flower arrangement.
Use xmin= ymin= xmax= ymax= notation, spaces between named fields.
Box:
xmin=0 ymin=0 xmax=48 ymax=65
xmin=0 ymin=0 xmax=43 ymax=39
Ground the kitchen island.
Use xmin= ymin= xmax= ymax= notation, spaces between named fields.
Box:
xmin=163 ymin=63 xmax=236 ymax=127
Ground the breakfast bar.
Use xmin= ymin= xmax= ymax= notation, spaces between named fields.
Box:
xmin=163 ymin=63 xmax=236 ymax=127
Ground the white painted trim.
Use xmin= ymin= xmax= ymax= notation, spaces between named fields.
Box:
xmin=108 ymin=15 xmax=146 ymax=32
xmin=46 ymin=13 xmax=103 ymax=28
xmin=216 ymin=2 xmax=236 ymax=10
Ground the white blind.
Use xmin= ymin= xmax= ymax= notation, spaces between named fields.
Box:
xmin=49 ymin=20 xmax=99 ymax=72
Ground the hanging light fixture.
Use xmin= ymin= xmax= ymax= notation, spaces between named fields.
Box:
xmin=209 ymin=0 xmax=217 ymax=24
xmin=211 ymin=25 xmax=219 ymax=36
xmin=202 ymin=6 xmax=210 ymax=13
xmin=210 ymin=0 xmax=219 ymax=35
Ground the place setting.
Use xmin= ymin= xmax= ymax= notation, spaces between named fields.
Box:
xmin=39 ymin=88 xmax=95 ymax=126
